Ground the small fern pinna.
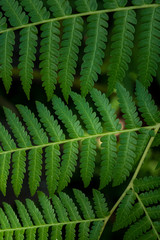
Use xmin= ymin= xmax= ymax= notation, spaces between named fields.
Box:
xmin=0 ymin=0 xmax=160 ymax=239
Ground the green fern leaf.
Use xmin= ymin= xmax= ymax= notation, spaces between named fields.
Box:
xmin=73 ymin=189 xmax=95 ymax=219
xmin=52 ymin=95 xmax=84 ymax=138
xmin=36 ymin=101 xmax=65 ymax=142
xmin=89 ymin=221 xmax=104 ymax=240
xmin=18 ymin=26 xmax=38 ymax=99
xmin=58 ymin=141 xmax=78 ymax=192
xmin=134 ymin=129 xmax=151 ymax=164
xmin=100 ymin=135 xmax=117 ymax=188
xmin=71 ymin=92 xmax=102 ymax=187
xmin=107 ymin=10 xmax=136 ymax=95
xmin=0 ymin=123 xmax=16 ymax=150
xmin=47 ymin=0 xmax=72 ymax=17
xmin=38 ymin=191 xmax=57 ymax=223
xmin=93 ymin=189 xmax=108 ymax=218
xmin=59 ymin=17 xmax=83 ymax=102
xmin=134 ymin=176 xmax=160 ymax=193
xmin=20 ymin=0 xmax=50 ymax=22
xmin=3 ymin=203 xmax=24 ymax=240
xmin=76 ymin=0 xmax=108 ymax=97
xmin=48 ymin=0 xmax=82 ymax=101
xmin=52 ymin=195 xmax=69 ymax=222
xmin=135 ymin=7 xmax=160 ymax=86
xmin=0 ymin=0 xmax=28 ymax=26
xmin=71 ymin=92 xmax=103 ymax=135
xmin=79 ymin=222 xmax=90 ymax=240
xmin=59 ymin=192 xmax=82 ymax=221
xmin=0 ymin=12 xmax=7 ymax=30
xmin=103 ymin=0 xmax=127 ymax=9
xmin=45 ymin=145 xmax=60 ymax=196
xmin=0 ymin=153 xmax=11 ymax=196
xmin=136 ymin=81 xmax=160 ymax=125
xmin=132 ymin=0 xmax=153 ymax=5
xmin=80 ymin=13 xmax=108 ymax=96
xmin=11 ymin=150 xmax=26 ymax=197
xmin=113 ymin=190 xmax=137 ymax=231
xmin=117 ymin=83 xmax=142 ymax=128
xmin=0 ymin=31 xmax=15 ymax=93
xmin=39 ymin=22 xmax=60 ymax=101
xmin=90 ymin=88 xmax=121 ymax=131
xmin=113 ymin=131 xmax=137 ymax=186
xmin=28 ymin=148 xmax=43 ymax=196
xmin=15 ymin=200 xmax=36 ymax=240
xmin=16 ymin=104 xmax=48 ymax=145
xmin=3 ymin=107 xmax=31 ymax=147
xmin=124 ymin=216 xmax=151 ymax=240
xmin=26 ymin=199 xmax=48 ymax=240
xmin=0 ymin=208 xmax=13 ymax=240
xmin=80 ymin=138 xmax=97 ymax=188
xmin=75 ymin=0 xmax=98 ymax=12
xmin=139 ymin=189 xmax=160 ymax=206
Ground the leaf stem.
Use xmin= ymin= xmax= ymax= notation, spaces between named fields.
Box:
xmin=98 ymin=124 xmax=160 ymax=239
xmin=0 ymin=4 xmax=159 ymax=34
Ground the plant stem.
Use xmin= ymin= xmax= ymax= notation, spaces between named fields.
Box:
xmin=98 ymin=124 xmax=160 ymax=239
xmin=0 ymin=4 xmax=159 ymax=34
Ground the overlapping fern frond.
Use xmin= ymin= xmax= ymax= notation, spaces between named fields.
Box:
xmin=0 ymin=0 xmax=160 ymax=100
xmin=113 ymin=176 xmax=160 ymax=240
xmin=0 ymin=82 xmax=159 ymax=197
xmin=0 ymin=189 xmax=108 ymax=240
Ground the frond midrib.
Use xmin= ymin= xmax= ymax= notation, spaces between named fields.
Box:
xmin=134 ymin=190 xmax=160 ymax=240
xmin=0 ymin=4 xmax=159 ymax=34
xmin=0 ymin=124 xmax=159 ymax=156
xmin=0 ymin=217 xmax=105 ymax=233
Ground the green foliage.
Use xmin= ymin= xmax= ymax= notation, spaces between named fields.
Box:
xmin=0 ymin=0 xmax=159 ymax=99
xmin=0 ymin=190 xmax=109 ymax=239
xmin=0 ymin=83 xmax=159 ymax=198
xmin=0 ymin=1 xmax=160 ymax=239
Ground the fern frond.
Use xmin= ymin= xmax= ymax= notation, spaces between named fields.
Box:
xmin=28 ymin=148 xmax=43 ymax=196
xmin=114 ymin=177 xmax=160 ymax=239
xmin=0 ymin=86 xmax=159 ymax=196
xmin=107 ymin=9 xmax=136 ymax=95
xmin=52 ymin=95 xmax=84 ymax=138
xmin=103 ymin=0 xmax=127 ymax=9
xmin=36 ymin=101 xmax=65 ymax=142
xmin=18 ymin=26 xmax=38 ymax=99
xmin=39 ymin=21 xmax=60 ymax=101
xmin=20 ymin=0 xmax=50 ymax=22
xmin=59 ymin=17 xmax=84 ymax=101
xmin=100 ymin=135 xmax=117 ymax=189
xmin=71 ymin=92 xmax=103 ymax=135
xmin=113 ymin=131 xmax=137 ymax=186
xmin=80 ymin=13 xmax=108 ymax=96
xmin=90 ymin=88 xmax=121 ymax=131
xmin=135 ymin=6 xmax=160 ymax=86
xmin=117 ymin=83 xmax=142 ymax=128
xmin=57 ymin=141 xmax=78 ymax=192
xmin=0 ymin=31 xmax=15 ymax=92
xmin=136 ymin=81 xmax=160 ymax=125
xmin=15 ymin=200 xmax=36 ymax=239
xmin=134 ymin=176 xmax=160 ymax=193
xmin=3 ymin=107 xmax=31 ymax=147
xmin=73 ymin=189 xmax=95 ymax=219
xmin=16 ymin=104 xmax=48 ymax=145
xmin=0 ymin=189 xmax=107 ymax=239
xmin=92 ymin=189 xmax=109 ymax=218
xmin=0 ymin=0 xmax=28 ymax=27
xmin=48 ymin=0 xmax=83 ymax=101
xmin=47 ymin=0 xmax=72 ymax=17
xmin=80 ymin=138 xmax=97 ymax=188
